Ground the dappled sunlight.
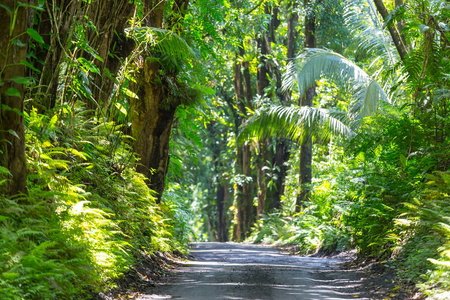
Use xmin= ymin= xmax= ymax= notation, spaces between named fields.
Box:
xmin=142 ymin=243 xmax=369 ymax=299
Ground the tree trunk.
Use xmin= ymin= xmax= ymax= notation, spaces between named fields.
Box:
xmin=269 ymin=2 xmax=297 ymax=211
xmin=286 ymin=0 xmax=299 ymax=62
xmin=273 ymin=139 xmax=289 ymax=210
xmin=0 ymin=1 xmax=28 ymax=196
xmin=132 ymin=58 xmax=177 ymax=203
xmin=208 ymin=121 xmax=229 ymax=242
xmin=35 ymin=0 xmax=77 ymax=110
xmin=33 ymin=1 xmax=135 ymax=111
xmin=296 ymin=0 xmax=316 ymax=210
xmin=232 ymin=56 xmax=254 ymax=241
xmin=240 ymin=141 xmax=252 ymax=239
xmin=256 ymin=25 xmax=269 ymax=218
xmin=216 ymin=183 xmax=228 ymax=242
xmin=131 ymin=0 xmax=190 ymax=202
xmin=297 ymin=90 xmax=314 ymax=208
xmin=373 ymin=0 xmax=408 ymax=61
xmin=87 ymin=0 xmax=136 ymax=110
xmin=256 ymin=140 xmax=269 ymax=218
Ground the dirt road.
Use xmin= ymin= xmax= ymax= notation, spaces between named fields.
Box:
xmin=139 ymin=242 xmax=370 ymax=300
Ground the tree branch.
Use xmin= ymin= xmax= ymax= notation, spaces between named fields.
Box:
xmin=245 ymin=0 xmax=265 ymax=15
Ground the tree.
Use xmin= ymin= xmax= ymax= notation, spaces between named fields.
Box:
xmin=239 ymin=48 xmax=388 ymax=178
xmin=297 ymin=0 xmax=316 ymax=209
xmin=131 ymin=0 xmax=196 ymax=203
xmin=0 ymin=1 xmax=29 ymax=196
xmin=32 ymin=0 xmax=135 ymax=110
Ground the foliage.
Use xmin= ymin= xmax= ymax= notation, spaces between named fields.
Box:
xmin=239 ymin=105 xmax=354 ymax=144
xmin=284 ymin=48 xmax=389 ymax=120
xmin=0 ymin=105 xmax=189 ymax=299
xmin=1 ymin=0 xmax=450 ymax=298
xmin=247 ymin=142 xmax=353 ymax=254
xmin=394 ymin=171 xmax=450 ymax=298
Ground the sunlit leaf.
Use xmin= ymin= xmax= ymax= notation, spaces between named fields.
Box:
xmin=122 ymin=88 xmax=138 ymax=99
xmin=115 ymin=103 xmax=128 ymax=116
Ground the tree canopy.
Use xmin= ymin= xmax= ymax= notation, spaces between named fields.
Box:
xmin=0 ymin=0 xmax=449 ymax=299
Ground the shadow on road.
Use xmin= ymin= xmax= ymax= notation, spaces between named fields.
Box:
xmin=139 ymin=242 xmax=370 ymax=300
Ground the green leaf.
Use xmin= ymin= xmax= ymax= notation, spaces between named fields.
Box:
xmin=239 ymin=105 xmax=354 ymax=144
xmin=0 ymin=4 xmax=12 ymax=14
xmin=8 ymin=129 xmax=20 ymax=140
xmin=5 ymin=87 xmax=21 ymax=98
xmin=419 ymin=24 xmax=430 ymax=33
xmin=77 ymin=57 xmax=101 ymax=74
xmin=193 ymin=84 xmax=215 ymax=95
xmin=0 ymin=166 xmax=11 ymax=176
xmin=115 ymin=103 xmax=128 ymax=116
xmin=27 ymin=28 xmax=44 ymax=44
xmin=11 ymin=39 xmax=26 ymax=47
xmin=21 ymin=60 xmax=40 ymax=73
xmin=428 ymin=258 xmax=450 ymax=268
xmin=18 ymin=1 xmax=44 ymax=11
xmin=1 ymin=272 xmax=20 ymax=280
xmin=284 ymin=48 xmax=388 ymax=120
xmin=10 ymin=76 xmax=31 ymax=85
xmin=122 ymin=88 xmax=138 ymax=99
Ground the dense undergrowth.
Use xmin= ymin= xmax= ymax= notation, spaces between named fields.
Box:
xmin=0 ymin=104 xmax=190 ymax=299
xmin=247 ymin=104 xmax=450 ymax=298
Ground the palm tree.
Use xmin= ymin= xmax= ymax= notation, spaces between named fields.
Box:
xmin=239 ymin=48 xmax=389 ymax=209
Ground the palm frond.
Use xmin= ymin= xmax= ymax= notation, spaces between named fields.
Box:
xmin=238 ymin=105 xmax=355 ymax=144
xmin=283 ymin=48 xmax=389 ymax=120
xmin=344 ymin=0 xmax=398 ymax=67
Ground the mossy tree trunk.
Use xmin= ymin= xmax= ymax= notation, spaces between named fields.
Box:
xmin=131 ymin=0 xmax=190 ymax=203
xmin=0 ymin=1 xmax=28 ymax=196
xmin=132 ymin=58 xmax=177 ymax=203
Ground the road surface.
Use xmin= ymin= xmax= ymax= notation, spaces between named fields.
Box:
xmin=139 ymin=242 xmax=370 ymax=300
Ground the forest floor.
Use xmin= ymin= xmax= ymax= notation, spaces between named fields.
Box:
xmin=101 ymin=242 xmax=423 ymax=300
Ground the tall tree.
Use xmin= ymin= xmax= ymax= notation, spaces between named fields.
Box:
xmin=255 ymin=3 xmax=271 ymax=218
xmin=232 ymin=48 xmax=254 ymax=241
xmin=0 ymin=1 xmax=28 ymax=196
xmin=297 ymin=0 xmax=316 ymax=209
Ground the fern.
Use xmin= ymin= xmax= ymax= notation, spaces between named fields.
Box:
xmin=127 ymin=27 xmax=198 ymax=63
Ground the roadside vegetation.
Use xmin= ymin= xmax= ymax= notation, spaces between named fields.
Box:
xmin=0 ymin=0 xmax=449 ymax=299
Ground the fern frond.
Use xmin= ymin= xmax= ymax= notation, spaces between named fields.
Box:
xmin=127 ymin=27 xmax=198 ymax=62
